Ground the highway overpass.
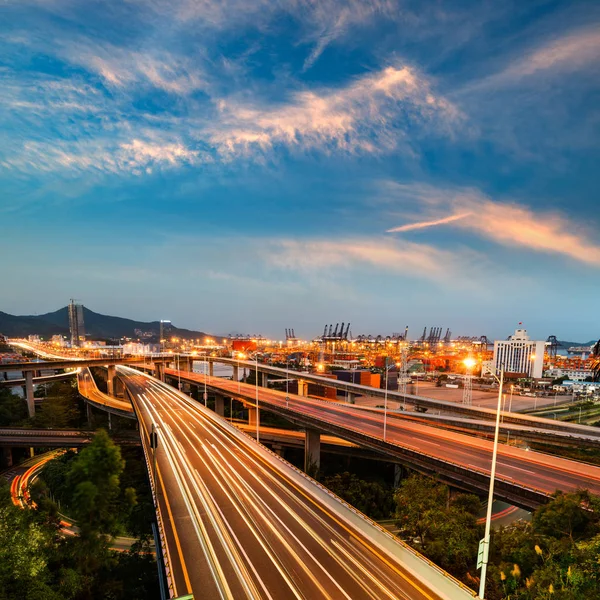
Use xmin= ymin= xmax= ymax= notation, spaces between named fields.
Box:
xmin=163 ymin=367 xmax=600 ymax=510
xmin=0 ymin=371 xmax=76 ymax=388
xmin=115 ymin=366 xmax=475 ymax=600
xmin=199 ymin=357 xmax=600 ymax=443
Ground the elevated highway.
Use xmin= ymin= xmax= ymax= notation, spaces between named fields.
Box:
xmin=204 ymin=357 xmax=600 ymax=443
xmin=166 ymin=368 xmax=600 ymax=509
xmin=117 ymin=366 xmax=475 ymax=600
xmin=1 ymin=357 xmax=160 ymax=373
xmin=77 ymin=368 xmax=136 ymax=419
xmin=0 ymin=371 xmax=76 ymax=388
xmin=0 ymin=428 xmax=141 ymax=447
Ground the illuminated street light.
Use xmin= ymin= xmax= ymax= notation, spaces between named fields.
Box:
xmin=463 ymin=357 xmax=476 ymax=406
xmin=255 ymin=353 xmax=260 ymax=444
xmin=478 ymin=363 xmax=505 ymax=600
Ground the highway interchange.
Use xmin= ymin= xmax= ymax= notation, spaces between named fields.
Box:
xmin=118 ymin=367 xmax=474 ymax=600
xmin=167 ymin=368 xmax=600 ymax=503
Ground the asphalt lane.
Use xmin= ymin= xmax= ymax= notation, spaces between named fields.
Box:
xmin=120 ymin=368 xmax=470 ymax=600
xmin=171 ymin=369 xmax=600 ymax=498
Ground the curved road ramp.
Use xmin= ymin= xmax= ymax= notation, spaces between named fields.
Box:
xmin=110 ymin=366 xmax=476 ymax=600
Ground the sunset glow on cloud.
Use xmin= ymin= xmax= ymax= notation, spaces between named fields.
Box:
xmin=1 ymin=0 xmax=598 ymax=338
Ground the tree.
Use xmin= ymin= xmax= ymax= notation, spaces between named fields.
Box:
xmin=322 ymin=472 xmax=393 ymax=520
xmin=394 ymin=475 xmax=482 ymax=583
xmin=394 ymin=474 xmax=450 ymax=547
xmin=67 ymin=429 xmax=136 ymax=538
xmin=532 ymin=490 xmax=600 ymax=542
xmin=0 ymin=388 xmax=28 ymax=426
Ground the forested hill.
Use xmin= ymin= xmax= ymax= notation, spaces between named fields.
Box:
xmin=0 ymin=306 xmax=210 ymax=341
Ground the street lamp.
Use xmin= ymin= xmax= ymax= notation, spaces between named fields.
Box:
xmin=286 ymin=355 xmax=290 ymax=408
xmin=255 ymin=353 xmax=260 ymax=444
xmin=478 ymin=363 xmax=505 ymax=600
xmin=203 ymin=353 xmax=208 ymax=406
xmin=463 ymin=357 xmax=476 ymax=406
xmin=383 ymin=357 xmax=392 ymax=440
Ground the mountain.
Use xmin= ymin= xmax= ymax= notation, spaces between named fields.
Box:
xmin=0 ymin=306 xmax=211 ymax=341
xmin=557 ymin=339 xmax=598 ymax=348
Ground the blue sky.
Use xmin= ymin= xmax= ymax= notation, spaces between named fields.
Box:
xmin=1 ymin=0 xmax=599 ymax=341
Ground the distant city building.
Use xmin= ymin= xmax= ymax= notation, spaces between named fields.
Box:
xmin=28 ymin=334 xmax=41 ymax=343
xmin=68 ymin=300 xmax=86 ymax=347
xmin=159 ymin=320 xmax=172 ymax=343
xmin=493 ymin=327 xmax=545 ymax=379
xmin=51 ymin=335 xmax=66 ymax=346
xmin=123 ymin=342 xmax=161 ymax=355
xmin=545 ymin=368 xmax=592 ymax=381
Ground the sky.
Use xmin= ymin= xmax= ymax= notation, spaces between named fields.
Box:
xmin=1 ymin=0 xmax=599 ymax=341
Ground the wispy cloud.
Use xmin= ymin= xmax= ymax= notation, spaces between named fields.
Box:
xmin=465 ymin=26 xmax=600 ymax=92
xmin=210 ymin=65 xmax=460 ymax=157
xmin=264 ymin=237 xmax=476 ymax=283
xmin=1 ymin=137 xmax=204 ymax=175
xmin=387 ymin=212 xmax=471 ymax=232
xmin=386 ymin=184 xmax=600 ymax=266
xmin=60 ymin=41 xmax=207 ymax=95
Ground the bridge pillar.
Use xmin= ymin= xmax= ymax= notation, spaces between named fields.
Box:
xmin=86 ymin=403 xmax=94 ymax=425
xmin=214 ymin=395 xmax=225 ymax=417
xmin=114 ymin=376 xmax=125 ymax=398
xmin=394 ymin=464 xmax=402 ymax=488
xmin=261 ymin=372 xmax=269 ymax=388
xmin=347 ymin=392 xmax=356 ymax=404
xmin=24 ymin=371 xmax=35 ymax=417
xmin=248 ymin=406 xmax=259 ymax=428
xmin=2 ymin=446 xmax=13 ymax=468
xmin=107 ymin=365 xmax=116 ymax=396
xmin=298 ymin=379 xmax=308 ymax=397
xmin=154 ymin=362 xmax=164 ymax=381
xmin=304 ymin=428 xmax=320 ymax=473
xmin=209 ymin=362 xmax=214 ymax=377
xmin=232 ymin=365 xmax=239 ymax=382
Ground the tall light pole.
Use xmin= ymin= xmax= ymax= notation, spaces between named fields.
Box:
xmin=478 ymin=364 xmax=504 ymax=600
xmin=286 ymin=354 xmax=290 ymax=409
xmin=203 ymin=353 xmax=208 ymax=406
xmin=463 ymin=357 xmax=476 ymax=406
xmin=255 ymin=353 xmax=260 ymax=444
xmin=383 ymin=357 xmax=389 ymax=440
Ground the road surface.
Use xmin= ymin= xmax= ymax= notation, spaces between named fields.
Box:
xmin=120 ymin=367 xmax=474 ymax=600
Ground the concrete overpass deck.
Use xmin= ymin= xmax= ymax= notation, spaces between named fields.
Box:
xmin=165 ymin=368 xmax=600 ymax=510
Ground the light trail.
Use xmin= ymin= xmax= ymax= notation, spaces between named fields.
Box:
xmin=118 ymin=367 xmax=474 ymax=600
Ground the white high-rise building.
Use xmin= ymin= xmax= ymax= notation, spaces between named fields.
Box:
xmin=493 ymin=327 xmax=545 ymax=379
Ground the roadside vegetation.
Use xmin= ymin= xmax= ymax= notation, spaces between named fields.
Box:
xmin=1 ymin=430 xmax=159 ymax=599
xmin=393 ymin=475 xmax=600 ymax=600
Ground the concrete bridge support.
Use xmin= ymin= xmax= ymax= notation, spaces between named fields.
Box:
xmin=107 ymin=365 xmax=116 ymax=396
xmin=248 ymin=406 xmax=259 ymax=428
xmin=304 ymin=428 xmax=321 ymax=473
xmin=209 ymin=362 xmax=214 ymax=377
xmin=114 ymin=376 xmax=125 ymax=398
xmin=394 ymin=464 xmax=402 ymax=488
xmin=154 ymin=362 xmax=164 ymax=382
xmin=347 ymin=392 xmax=356 ymax=404
xmin=24 ymin=371 xmax=35 ymax=417
xmin=232 ymin=365 xmax=239 ymax=382
xmin=298 ymin=379 xmax=308 ymax=397
xmin=261 ymin=372 xmax=269 ymax=388
xmin=215 ymin=395 xmax=225 ymax=417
